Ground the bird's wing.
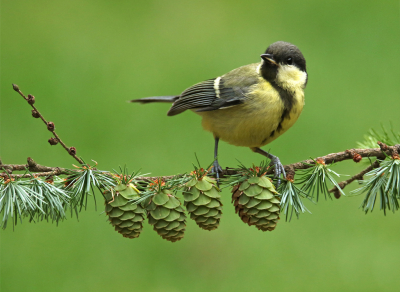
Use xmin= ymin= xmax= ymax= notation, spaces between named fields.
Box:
xmin=167 ymin=63 xmax=260 ymax=116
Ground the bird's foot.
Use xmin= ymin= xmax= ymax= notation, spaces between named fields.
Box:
xmin=269 ymin=155 xmax=286 ymax=188
xmin=250 ymin=147 xmax=286 ymax=188
xmin=210 ymin=160 xmax=223 ymax=181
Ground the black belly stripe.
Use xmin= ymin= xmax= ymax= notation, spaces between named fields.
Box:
xmin=261 ymin=130 xmax=275 ymax=144
xmin=276 ymin=109 xmax=289 ymax=132
xmin=271 ymin=83 xmax=296 ymax=133
xmin=259 ymin=86 xmax=295 ymax=145
xmin=269 ymin=130 xmax=275 ymax=138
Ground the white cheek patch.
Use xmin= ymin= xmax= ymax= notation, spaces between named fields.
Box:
xmin=214 ymin=77 xmax=221 ymax=98
xmin=276 ymin=65 xmax=307 ymax=90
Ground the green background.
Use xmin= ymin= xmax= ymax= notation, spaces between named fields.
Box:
xmin=1 ymin=1 xmax=400 ymax=291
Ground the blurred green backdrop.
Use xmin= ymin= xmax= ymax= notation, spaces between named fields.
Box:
xmin=1 ymin=1 xmax=400 ymax=291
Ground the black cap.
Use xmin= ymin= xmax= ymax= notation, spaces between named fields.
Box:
xmin=264 ymin=41 xmax=306 ymax=72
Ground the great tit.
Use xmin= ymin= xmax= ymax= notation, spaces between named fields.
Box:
xmin=131 ymin=41 xmax=307 ymax=183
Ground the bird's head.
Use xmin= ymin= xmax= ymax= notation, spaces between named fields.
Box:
xmin=260 ymin=41 xmax=308 ymax=90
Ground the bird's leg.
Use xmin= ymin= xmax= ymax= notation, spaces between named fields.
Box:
xmin=250 ymin=147 xmax=286 ymax=187
xmin=211 ymin=137 xmax=223 ymax=180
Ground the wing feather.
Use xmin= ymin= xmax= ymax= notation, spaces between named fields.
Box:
xmin=167 ymin=64 xmax=260 ymax=116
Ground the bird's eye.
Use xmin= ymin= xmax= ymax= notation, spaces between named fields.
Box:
xmin=287 ymin=57 xmax=293 ymax=65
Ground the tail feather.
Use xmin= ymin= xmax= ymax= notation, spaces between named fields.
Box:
xmin=130 ymin=96 xmax=178 ymax=104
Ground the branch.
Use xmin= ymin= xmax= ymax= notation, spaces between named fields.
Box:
xmin=3 ymin=144 xmax=398 ymax=184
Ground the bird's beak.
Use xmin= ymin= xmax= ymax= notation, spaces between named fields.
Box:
xmin=261 ymin=54 xmax=278 ymax=66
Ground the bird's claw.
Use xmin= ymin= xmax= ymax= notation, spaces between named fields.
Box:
xmin=269 ymin=156 xmax=286 ymax=188
xmin=211 ymin=160 xmax=223 ymax=181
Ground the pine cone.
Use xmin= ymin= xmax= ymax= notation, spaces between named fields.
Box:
xmin=183 ymin=176 xmax=222 ymax=231
xmin=232 ymin=175 xmax=280 ymax=231
xmin=104 ymin=183 xmax=145 ymax=239
xmin=145 ymin=189 xmax=186 ymax=242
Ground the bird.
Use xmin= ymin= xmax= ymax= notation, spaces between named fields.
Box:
xmin=131 ymin=41 xmax=307 ymax=184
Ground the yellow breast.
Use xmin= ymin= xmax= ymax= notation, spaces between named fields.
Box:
xmin=197 ymin=76 xmax=305 ymax=148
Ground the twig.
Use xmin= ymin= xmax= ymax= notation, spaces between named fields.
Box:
xmin=328 ymin=160 xmax=381 ymax=198
xmin=0 ymin=157 xmax=73 ymax=178
xmin=285 ymin=146 xmax=395 ymax=172
xmin=1 ymin=171 xmax=67 ymax=179
xmin=12 ymin=84 xmax=83 ymax=164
